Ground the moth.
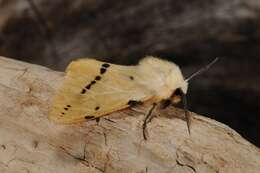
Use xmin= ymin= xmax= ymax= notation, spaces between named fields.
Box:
xmin=49 ymin=56 xmax=217 ymax=139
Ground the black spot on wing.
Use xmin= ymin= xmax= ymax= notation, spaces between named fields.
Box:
xmin=102 ymin=63 xmax=110 ymax=68
xmin=129 ymin=76 xmax=134 ymax=80
xmin=86 ymin=84 xmax=91 ymax=89
xmin=95 ymin=76 xmax=101 ymax=80
xmin=95 ymin=106 xmax=100 ymax=110
xmin=85 ymin=115 xmax=95 ymax=119
xmin=127 ymin=100 xmax=142 ymax=107
xmin=81 ymin=89 xmax=86 ymax=94
xmin=100 ymin=68 xmax=106 ymax=74
xmin=80 ymin=62 xmax=109 ymax=94
xmin=62 ymin=105 xmax=72 ymax=114
xmin=100 ymin=63 xmax=110 ymax=74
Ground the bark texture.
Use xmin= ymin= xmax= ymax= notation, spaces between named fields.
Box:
xmin=0 ymin=56 xmax=259 ymax=173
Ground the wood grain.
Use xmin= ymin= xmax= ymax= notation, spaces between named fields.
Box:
xmin=0 ymin=57 xmax=259 ymax=173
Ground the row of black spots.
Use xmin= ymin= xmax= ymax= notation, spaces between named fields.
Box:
xmin=80 ymin=63 xmax=109 ymax=94
xmin=61 ymin=105 xmax=72 ymax=116
xmin=85 ymin=79 xmax=97 ymax=90
xmin=81 ymin=88 xmax=86 ymax=94
xmin=100 ymin=63 xmax=110 ymax=74
xmin=80 ymin=75 xmax=102 ymax=94
xmin=95 ymin=76 xmax=101 ymax=80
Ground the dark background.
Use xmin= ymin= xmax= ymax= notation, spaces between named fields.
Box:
xmin=0 ymin=0 xmax=259 ymax=146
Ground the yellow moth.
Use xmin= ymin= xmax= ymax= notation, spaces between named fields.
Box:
xmin=49 ymin=56 xmax=217 ymax=137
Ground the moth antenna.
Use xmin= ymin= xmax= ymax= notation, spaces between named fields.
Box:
xmin=182 ymin=94 xmax=191 ymax=135
xmin=185 ymin=57 xmax=219 ymax=82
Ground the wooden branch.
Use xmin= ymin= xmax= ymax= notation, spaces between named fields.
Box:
xmin=0 ymin=56 xmax=259 ymax=173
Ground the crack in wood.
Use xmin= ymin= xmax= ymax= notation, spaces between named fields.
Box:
xmin=59 ymin=146 xmax=105 ymax=173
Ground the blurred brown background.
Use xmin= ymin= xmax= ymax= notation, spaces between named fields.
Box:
xmin=0 ymin=0 xmax=259 ymax=146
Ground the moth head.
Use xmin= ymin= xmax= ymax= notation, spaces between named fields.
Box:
xmin=168 ymin=80 xmax=188 ymax=105
xmin=166 ymin=64 xmax=188 ymax=104
xmin=165 ymin=57 xmax=218 ymax=135
xmin=169 ymin=57 xmax=219 ymax=105
xmin=171 ymin=88 xmax=185 ymax=104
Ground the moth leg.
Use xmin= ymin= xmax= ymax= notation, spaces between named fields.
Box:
xmin=182 ymin=95 xmax=192 ymax=135
xmin=128 ymin=100 xmax=144 ymax=114
xmin=142 ymin=103 xmax=157 ymax=140
xmin=159 ymin=99 xmax=171 ymax=109
xmin=104 ymin=117 xmax=116 ymax=123
xmin=130 ymin=107 xmax=144 ymax=114
xmin=95 ymin=117 xmax=116 ymax=125
xmin=95 ymin=117 xmax=100 ymax=125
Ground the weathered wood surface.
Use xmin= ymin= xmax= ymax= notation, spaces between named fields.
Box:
xmin=1 ymin=0 xmax=260 ymax=147
xmin=0 ymin=56 xmax=259 ymax=173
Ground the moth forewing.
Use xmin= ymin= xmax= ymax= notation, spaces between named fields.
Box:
xmin=49 ymin=56 xmax=188 ymax=126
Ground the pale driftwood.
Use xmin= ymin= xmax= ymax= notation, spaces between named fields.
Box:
xmin=0 ymin=57 xmax=259 ymax=173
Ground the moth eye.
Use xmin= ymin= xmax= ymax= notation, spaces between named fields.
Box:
xmin=173 ymin=88 xmax=183 ymax=97
xmin=171 ymin=88 xmax=183 ymax=104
